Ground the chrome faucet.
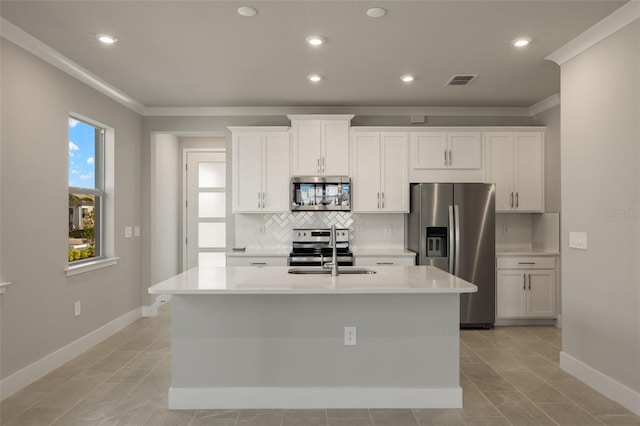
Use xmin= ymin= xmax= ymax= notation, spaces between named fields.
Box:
xmin=324 ymin=224 xmax=339 ymax=276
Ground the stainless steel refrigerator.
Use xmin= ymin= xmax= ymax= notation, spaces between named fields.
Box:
xmin=408 ymin=183 xmax=496 ymax=328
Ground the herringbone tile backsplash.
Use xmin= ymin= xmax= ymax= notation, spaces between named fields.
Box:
xmin=234 ymin=212 xmax=404 ymax=251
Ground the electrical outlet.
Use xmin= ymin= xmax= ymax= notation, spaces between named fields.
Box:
xmin=344 ymin=326 xmax=357 ymax=346
xmin=74 ymin=301 xmax=81 ymax=317
xmin=124 ymin=226 xmax=133 ymax=239
xmin=134 ymin=226 xmax=141 ymax=237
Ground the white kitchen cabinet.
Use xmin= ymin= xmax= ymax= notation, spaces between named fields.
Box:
xmin=351 ymin=131 xmax=409 ymax=213
xmin=231 ymin=127 xmax=290 ymax=213
xmin=288 ymin=115 xmax=353 ymax=176
xmin=226 ymin=256 xmax=288 ymax=267
xmin=411 ymin=131 xmax=482 ymax=170
xmin=355 ymin=255 xmax=416 ymax=266
xmin=496 ymin=255 xmax=557 ymax=319
xmin=485 ymin=131 xmax=544 ymax=212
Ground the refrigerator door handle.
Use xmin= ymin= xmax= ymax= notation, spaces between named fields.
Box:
xmin=448 ymin=205 xmax=455 ymax=273
xmin=454 ymin=205 xmax=461 ymax=275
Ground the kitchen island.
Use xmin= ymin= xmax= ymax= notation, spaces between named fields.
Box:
xmin=149 ymin=265 xmax=476 ymax=409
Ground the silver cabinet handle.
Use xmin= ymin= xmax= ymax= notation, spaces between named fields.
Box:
xmin=381 ymin=192 xmax=385 ymax=209
xmin=322 ymin=157 xmax=325 ymax=173
xmin=516 ymin=192 xmax=519 ymax=208
xmin=528 ymin=273 xmax=531 ymax=290
xmin=523 ymin=273 xmax=526 ymax=290
xmin=258 ymin=192 xmax=261 ymax=208
xmin=250 ymin=262 xmax=267 ymax=266
xmin=444 ymin=150 xmax=448 ymax=166
xmin=377 ymin=192 xmax=380 ymax=209
xmin=511 ymin=192 xmax=514 ymax=208
xmin=317 ymin=158 xmax=320 ymax=173
xmin=448 ymin=149 xmax=452 ymax=166
xmin=518 ymin=262 xmax=535 ymax=265
xmin=262 ymin=192 xmax=266 ymax=209
xmin=376 ymin=262 xmax=394 ymax=265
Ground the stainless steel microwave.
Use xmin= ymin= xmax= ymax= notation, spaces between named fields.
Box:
xmin=291 ymin=176 xmax=351 ymax=211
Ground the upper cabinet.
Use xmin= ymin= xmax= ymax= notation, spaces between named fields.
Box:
xmin=409 ymin=130 xmax=484 ymax=182
xmin=230 ymin=127 xmax=291 ymax=213
xmin=351 ymin=131 xmax=409 ymax=213
xmin=288 ymin=115 xmax=353 ymax=176
xmin=485 ymin=131 xmax=544 ymax=213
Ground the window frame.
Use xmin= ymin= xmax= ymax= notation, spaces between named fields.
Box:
xmin=66 ymin=113 xmax=118 ymax=276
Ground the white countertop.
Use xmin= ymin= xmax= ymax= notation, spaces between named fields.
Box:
xmin=149 ymin=265 xmax=477 ymax=295
xmin=226 ymin=248 xmax=290 ymax=257
xmin=496 ymin=250 xmax=560 ymax=256
xmin=352 ymin=249 xmax=416 ymax=257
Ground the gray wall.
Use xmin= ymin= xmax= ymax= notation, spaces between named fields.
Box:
xmin=0 ymin=39 xmax=143 ymax=379
xmin=561 ymin=21 xmax=639 ymax=393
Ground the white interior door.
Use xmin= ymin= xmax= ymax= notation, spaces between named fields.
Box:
xmin=185 ymin=151 xmax=226 ymax=270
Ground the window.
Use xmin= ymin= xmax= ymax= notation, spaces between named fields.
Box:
xmin=68 ymin=116 xmax=104 ymax=263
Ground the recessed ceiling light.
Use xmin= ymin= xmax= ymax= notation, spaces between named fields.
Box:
xmin=306 ymin=36 xmax=325 ymax=46
xmin=367 ymin=7 xmax=387 ymax=18
xmin=237 ymin=6 xmax=257 ymax=17
xmin=511 ymin=37 xmax=532 ymax=48
xmin=97 ymin=34 xmax=117 ymax=45
xmin=307 ymin=74 xmax=322 ymax=83
xmin=401 ymin=75 xmax=415 ymax=83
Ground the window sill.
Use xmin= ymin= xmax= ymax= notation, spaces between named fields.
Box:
xmin=66 ymin=257 xmax=120 ymax=276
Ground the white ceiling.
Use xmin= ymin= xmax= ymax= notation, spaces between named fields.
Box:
xmin=0 ymin=0 xmax=628 ymax=110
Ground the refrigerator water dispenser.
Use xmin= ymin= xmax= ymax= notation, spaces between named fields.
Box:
xmin=426 ymin=227 xmax=447 ymax=257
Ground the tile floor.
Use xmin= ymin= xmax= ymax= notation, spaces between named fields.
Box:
xmin=1 ymin=302 xmax=639 ymax=426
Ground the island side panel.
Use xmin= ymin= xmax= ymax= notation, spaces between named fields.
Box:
xmin=170 ymin=293 xmax=461 ymax=409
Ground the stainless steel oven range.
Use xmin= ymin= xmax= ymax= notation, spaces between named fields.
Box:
xmin=288 ymin=228 xmax=354 ymax=267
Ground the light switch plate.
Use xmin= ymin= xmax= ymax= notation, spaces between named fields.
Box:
xmin=124 ymin=226 xmax=133 ymax=239
xmin=134 ymin=226 xmax=141 ymax=237
xmin=569 ymin=232 xmax=587 ymax=250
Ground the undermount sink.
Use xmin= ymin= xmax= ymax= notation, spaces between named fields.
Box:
xmin=288 ymin=267 xmax=377 ymax=275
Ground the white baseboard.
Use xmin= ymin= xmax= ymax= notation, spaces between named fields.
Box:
xmin=560 ymin=351 xmax=640 ymax=416
xmin=495 ymin=318 xmax=557 ymax=327
xmin=168 ymin=386 xmax=462 ymax=409
xmin=555 ymin=314 xmax=562 ymax=328
xmin=141 ymin=294 xmax=171 ymax=317
xmin=0 ymin=307 xmax=142 ymax=401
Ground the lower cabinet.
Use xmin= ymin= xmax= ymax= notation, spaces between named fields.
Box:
xmin=226 ymin=256 xmax=288 ymax=267
xmin=355 ymin=254 xmax=416 ymax=267
xmin=496 ymin=256 xmax=557 ymax=319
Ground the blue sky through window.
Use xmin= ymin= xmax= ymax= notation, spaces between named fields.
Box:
xmin=68 ymin=117 xmax=96 ymax=188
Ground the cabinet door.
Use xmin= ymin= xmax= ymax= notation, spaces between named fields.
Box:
xmin=351 ymin=133 xmax=381 ymax=212
xmin=496 ymin=270 xmax=527 ymax=318
xmin=411 ymin=132 xmax=448 ymax=169
xmin=527 ymin=270 xmax=556 ymax=317
xmin=514 ymin=132 xmax=544 ymax=212
xmin=485 ymin=132 xmax=515 ymax=212
xmin=262 ymin=132 xmax=290 ymax=212
xmin=292 ymin=120 xmax=321 ymax=175
xmin=322 ymin=120 xmax=350 ymax=175
xmin=233 ymin=132 xmax=263 ymax=212
xmin=380 ymin=132 xmax=409 ymax=212
xmin=448 ymin=132 xmax=482 ymax=169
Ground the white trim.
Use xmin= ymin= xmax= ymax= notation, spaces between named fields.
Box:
xmin=545 ymin=1 xmax=640 ymax=65
xmin=147 ymin=106 xmax=534 ymax=117
xmin=560 ymin=351 xmax=640 ymax=416
xmin=168 ymin=386 xmax=462 ymax=410
xmin=287 ymin=114 xmax=355 ymax=120
xmin=141 ymin=294 xmax=171 ymax=317
xmin=65 ymin=257 xmax=119 ymax=277
xmin=0 ymin=307 xmax=142 ymax=401
xmin=0 ymin=18 xmax=145 ymax=115
xmin=0 ymin=282 xmax=12 ymax=295
xmin=529 ymin=94 xmax=561 ymax=116
xmin=495 ymin=318 xmax=557 ymax=327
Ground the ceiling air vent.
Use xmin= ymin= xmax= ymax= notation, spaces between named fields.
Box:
xmin=446 ymin=75 xmax=477 ymax=86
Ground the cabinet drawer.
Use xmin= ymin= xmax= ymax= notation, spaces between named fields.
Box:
xmin=355 ymin=256 xmax=415 ymax=266
xmin=226 ymin=257 xmax=288 ymax=267
xmin=497 ymin=256 xmax=556 ymax=269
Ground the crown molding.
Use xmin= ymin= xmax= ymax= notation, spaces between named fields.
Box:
xmin=546 ymin=1 xmax=640 ymax=65
xmin=529 ymin=94 xmax=561 ymax=116
xmin=1 ymin=18 xmax=146 ymax=115
xmin=143 ymin=106 xmax=533 ymax=117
